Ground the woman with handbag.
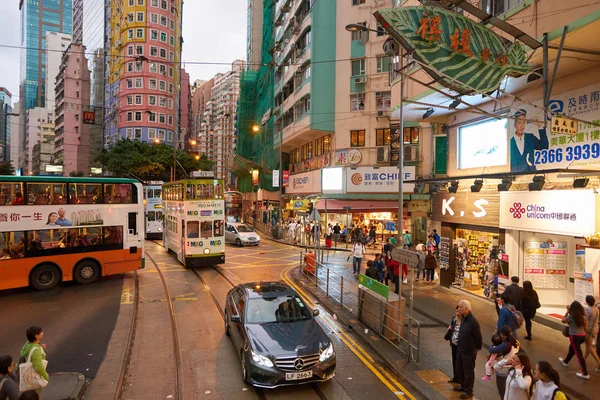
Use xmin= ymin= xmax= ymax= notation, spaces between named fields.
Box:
xmin=522 ymin=280 xmax=540 ymax=340
xmin=19 ymin=326 xmax=48 ymax=395
xmin=558 ymin=301 xmax=589 ymax=379
xmin=444 ymin=306 xmax=462 ymax=385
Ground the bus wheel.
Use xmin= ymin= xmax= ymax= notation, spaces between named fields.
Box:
xmin=31 ymin=264 xmax=61 ymax=291
xmin=73 ymin=259 xmax=100 ymax=285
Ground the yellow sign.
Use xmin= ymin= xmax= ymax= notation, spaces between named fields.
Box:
xmin=287 ymin=199 xmax=309 ymax=211
xmin=551 ymin=116 xmax=577 ymax=135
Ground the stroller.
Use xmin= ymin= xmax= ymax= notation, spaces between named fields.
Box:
xmin=365 ymin=236 xmax=376 ymax=248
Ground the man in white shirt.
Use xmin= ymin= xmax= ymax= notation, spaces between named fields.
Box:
xmin=352 ymin=240 xmax=366 ymax=275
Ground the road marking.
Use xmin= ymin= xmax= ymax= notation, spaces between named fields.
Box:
xmin=120 ymin=287 xmax=133 ymax=305
xmin=281 ymin=266 xmax=417 ymax=400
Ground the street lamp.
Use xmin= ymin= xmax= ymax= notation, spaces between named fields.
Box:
xmin=251 ymin=124 xmax=260 ymax=133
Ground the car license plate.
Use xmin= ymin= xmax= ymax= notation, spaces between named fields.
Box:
xmin=285 ymin=371 xmax=312 ymax=381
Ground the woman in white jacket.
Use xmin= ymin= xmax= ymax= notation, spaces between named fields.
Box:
xmin=494 ymin=353 xmax=533 ymax=400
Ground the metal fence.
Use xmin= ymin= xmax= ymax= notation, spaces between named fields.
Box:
xmin=299 ymin=250 xmax=421 ymax=362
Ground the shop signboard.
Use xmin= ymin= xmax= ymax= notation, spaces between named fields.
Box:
xmin=574 ymin=271 xmax=594 ymax=305
xmin=507 ymin=83 xmax=600 ymax=173
xmin=282 ymin=170 xmax=289 ymax=187
xmin=345 ymin=166 xmax=416 ymax=193
xmin=272 ymin=170 xmax=279 ymax=188
xmin=286 ymin=170 xmax=321 ymax=194
xmin=321 ymin=167 xmax=344 ymax=194
xmin=499 ymin=190 xmax=598 ymax=236
xmin=335 ymin=149 xmax=362 ymax=166
xmin=523 ymin=241 xmax=568 ymax=290
xmin=432 ymin=192 xmax=500 ymax=227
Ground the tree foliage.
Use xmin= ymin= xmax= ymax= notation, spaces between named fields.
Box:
xmin=0 ymin=162 xmax=15 ymax=176
xmin=97 ymin=139 xmax=213 ymax=181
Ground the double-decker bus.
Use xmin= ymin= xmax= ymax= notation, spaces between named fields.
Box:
xmin=0 ymin=176 xmax=144 ymax=291
xmin=143 ymin=183 xmax=163 ymax=240
xmin=224 ymin=190 xmax=243 ymax=223
xmin=162 ymin=177 xmax=225 ymax=267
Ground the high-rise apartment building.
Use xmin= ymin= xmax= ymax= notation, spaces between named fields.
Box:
xmin=54 ymin=43 xmax=91 ymax=176
xmin=23 ymin=108 xmax=53 ymax=174
xmin=180 ymin=68 xmax=191 ymax=147
xmin=32 ymin=122 xmax=56 ymax=175
xmin=198 ymin=61 xmax=245 ymax=183
xmin=9 ymin=101 xmax=21 ymax=169
xmin=246 ymin=0 xmax=263 ymax=72
xmin=104 ymin=0 xmax=183 ymax=147
xmin=0 ymin=88 xmax=13 ymax=163
xmin=191 ymin=79 xmax=213 ymax=139
xmin=45 ymin=32 xmax=72 ymax=113
xmin=19 ymin=0 xmax=73 ymax=111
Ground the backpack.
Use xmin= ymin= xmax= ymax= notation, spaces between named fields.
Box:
xmin=507 ymin=305 xmax=524 ymax=329
xmin=552 ymin=387 xmax=569 ymax=400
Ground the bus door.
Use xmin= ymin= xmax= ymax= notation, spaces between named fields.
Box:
xmin=124 ymin=211 xmax=143 ymax=261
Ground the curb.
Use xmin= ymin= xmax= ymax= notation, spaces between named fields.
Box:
xmin=47 ymin=372 xmax=88 ymax=400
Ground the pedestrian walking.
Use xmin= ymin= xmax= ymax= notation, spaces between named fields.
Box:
xmin=373 ymin=253 xmax=385 ymax=283
xmin=365 ymin=260 xmax=378 ymax=280
xmin=424 ymin=250 xmax=437 ymax=283
xmin=499 ymin=353 xmax=533 ymax=400
xmin=492 ymin=326 xmax=520 ymax=399
xmin=0 ymin=355 xmax=21 ymax=400
xmin=351 ymin=240 xmax=365 ymax=275
xmin=559 ymin=301 xmax=590 ymax=379
xmin=333 ymin=223 xmax=341 ymax=247
xmin=368 ymin=226 xmax=376 ymax=246
xmin=444 ymin=306 xmax=462 ymax=385
xmin=454 ymin=300 xmax=482 ymax=399
xmin=403 ymin=230 xmax=412 ymax=249
xmin=583 ymin=295 xmax=600 ymax=372
xmin=388 ymin=257 xmax=400 ymax=295
xmin=522 ymin=280 xmax=540 ymax=340
xmin=390 ymin=235 xmax=397 ymax=247
xmin=432 ymin=229 xmax=441 ymax=248
xmin=531 ymin=361 xmax=568 ymax=400
xmin=503 ymin=276 xmax=524 ymax=312
xmin=496 ymin=293 xmax=521 ymax=339
xmin=19 ymin=326 xmax=48 ymax=397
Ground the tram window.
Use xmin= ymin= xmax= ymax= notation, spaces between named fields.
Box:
xmin=147 ymin=211 xmax=156 ymax=222
xmin=1 ymin=182 xmax=24 ymax=205
xmin=215 ymin=184 xmax=223 ymax=199
xmin=187 ymin=221 xmax=199 ymax=238
xmin=200 ymin=221 xmax=213 ymax=238
xmin=154 ymin=189 xmax=162 ymax=198
xmin=69 ymin=183 xmax=102 ymax=204
xmin=186 ymin=184 xmax=196 ymax=200
xmin=104 ymin=184 xmax=134 ymax=204
xmin=156 ymin=211 xmax=164 ymax=221
xmin=214 ymin=220 xmax=224 ymax=236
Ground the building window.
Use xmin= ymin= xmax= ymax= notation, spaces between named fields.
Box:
xmin=160 ymin=16 xmax=167 ymax=26
xmin=168 ymin=99 xmax=173 ymax=109
xmin=159 ymin=129 xmax=166 ymax=140
xmin=126 ymin=79 xmax=133 ymax=88
xmin=127 ymin=12 xmax=134 ymax=22
xmin=129 ymin=0 xmax=134 ymax=6
xmin=481 ymin=0 xmax=525 ymax=17
xmin=160 ymin=32 xmax=167 ymax=42
xmin=136 ymin=12 xmax=144 ymax=22
xmin=149 ymin=62 xmax=157 ymax=73
xmin=126 ymin=112 xmax=133 ymax=122
xmin=135 ymin=112 xmax=142 ymax=121
xmin=148 ymin=128 xmax=156 ymax=139
xmin=126 ymin=128 xmax=133 ymax=139
xmin=351 ymin=22 xmax=366 ymax=40
xmin=376 ymin=128 xmax=391 ymax=146
xmin=350 ymin=93 xmax=365 ymax=112
xmin=375 ymin=91 xmax=391 ymax=110
xmin=149 ymin=95 xmax=156 ymax=105
xmin=127 ymin=62 xmax=134 ymax=72
xmin=376 ymin=56 xmax=391 ymax=73
xmin=127 ymin=46 xmax=134 ymax=55
xmin=161 ymin=0 xmax=167 ymax=10
xmin=290 ymin=149 xmax=300 ymax=164
xmin=127 ymin=95 xmax=133 ymax=105
xmin=150 ymin=46 xmax=158 ymax=56
xmin=168 ymin=115 xmax=173 ymax=125
xmin=149 ymin=79 xmax=157 ymax=89
xmin=169 ymin=36 xmax=174 ymax=46
xmin=128 ymin=29 xmax=134 ymax=39
xmin=350 ymin=130 xmax=365 ymax=147
xmin=136 ymin=61 xmax=143 ymax=72
xmin=134 ymin=128 xmax=142 ymax=139
xmin=167 ymin=131 xmax=174 ymax=142
xmin=159 ymin=114 xmax=166 ymax=123
xmin=160 ymin=48 xmax=166 ymax=58
xmin=150 ymin=13 xmax=158 ymax=24
xmin=376 ymin=22 xmax=385 ymax=37
xmin=170 ymin=20 xmax=175 ymax=30
xmin=351 ymin=59 xmax=366 ymax=76
xmin=169 ymin=52 xmax=174 ymax=62
xmin=169 ymin=67 xmax=173 ymax=77
xmin=159 ymin=64 xmax=167 ymax=74
xmin=151 ymin=0 xmax=158 ymax=6
xmin=135 ymin=95 xmax=142 ymax=105
xmin=148 ymin=112 xmax=156 ymax=122
xmin=159 ymin=97 xmax=166 ymax=107
xmin=314 ymin=135 xmax=331 ymax=157
xmin=136 ymin=28 xmax=144 ymax=39
xmin=352 ymin=0 xmax=366 ymax=5
xmin=135 ymin=78 xmax=143 ymax=88
xmin=301 ymin=142 xmax=313 ymax=160
xmin=159 ymin=81 xmax=166 ymax=91
xmin=168 ymin=84 xmax=173 ymax=93
xmin=136 ymin=45 xmax=143 ymax=55
xmin=150 ymin=29 xmax=158 ymax=40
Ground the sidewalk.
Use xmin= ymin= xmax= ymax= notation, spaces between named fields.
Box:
xmin=277 ymin=240 xmax=598 ymax=400
xmin=43 ymin=372 xmax=87 ymax=400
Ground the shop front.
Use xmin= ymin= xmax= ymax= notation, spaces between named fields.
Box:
xmin=433 ymin=192 xmax=506 ymax=298
xmin=500 ymin=190 xmax=600 ymax=317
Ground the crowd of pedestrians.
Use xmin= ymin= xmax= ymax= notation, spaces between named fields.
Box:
xmin=1 ymin=326 xmax=48 ymax=400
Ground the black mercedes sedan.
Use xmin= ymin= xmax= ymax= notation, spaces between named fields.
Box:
xmin=224 ymin=281 xmax=336 ymax=388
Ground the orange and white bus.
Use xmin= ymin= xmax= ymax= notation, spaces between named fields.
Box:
xmin=0 ymin=176 xmax=144 ymax=291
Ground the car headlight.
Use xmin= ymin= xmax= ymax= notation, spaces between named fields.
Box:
xmin=319 ymin=343 xmax=334 ymax=362
xmin=251 ymin=350 xmax=274 ymax=368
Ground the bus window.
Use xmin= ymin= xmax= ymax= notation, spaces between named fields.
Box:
xmin=0 ymin=232 xmax=24 ymax=259
xmin=28 ymin=183 xmax=51 ymax=205
xmin=200 ymin=221 xmax=213 ymax=238
xmin=51 ymin=184 xmax=67 ymax=204
xmin=105 ymin=184 xmax=133 ymax=204
xmin=214 ymin=220 xmax=224 ymax=236
xmin=0 ymin=182 xmax=24 ymax=205
xmin=103 ymin=226 xmax=123 ymax=245
xmin=187 ymin=221 xmax=199 ymax=238
xmin=69 ymin=183 xmax=102 ymax=204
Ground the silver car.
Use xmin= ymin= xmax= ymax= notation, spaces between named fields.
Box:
xmin=225 ymin=223 xmax=261 ymax=246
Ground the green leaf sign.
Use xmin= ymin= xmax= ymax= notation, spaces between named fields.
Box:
xmin=374 ymin=7 xmax=531 ymax=95
xmin=358 ymin=274 xmax=390 ymax=300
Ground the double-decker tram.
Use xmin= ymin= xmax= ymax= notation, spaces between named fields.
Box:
xmin=143 ymin=182 xmax=163 ymax=240
xmin=0 ymin=176 xmax=144 ymax=291
xmin=162 ymin=175 xmax=225 ymax=267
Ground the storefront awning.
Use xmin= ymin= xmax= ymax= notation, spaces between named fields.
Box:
xmin=315 ymin=200 xmax=400 ymax=213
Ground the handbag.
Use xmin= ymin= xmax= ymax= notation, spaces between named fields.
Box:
xmin=444 ymin=327 xmax=452 ymax=341
xmin=434 ymin=271 xmax=439 ymax=281
xmin=19 ymin=347 xmax=48 ymax=392
xmin=562 ymin=326 xmax=570 ymax=338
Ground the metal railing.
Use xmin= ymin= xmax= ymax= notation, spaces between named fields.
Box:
xmin=299 ymin=250 xmax=420 ymax=362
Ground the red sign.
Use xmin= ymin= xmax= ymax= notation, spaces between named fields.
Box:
xmin=83 ymin=111 xmax=95 ymax=124
xmin=282 ymin=170 xmax=289 ymax=187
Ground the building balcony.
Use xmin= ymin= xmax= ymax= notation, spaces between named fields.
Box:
xmin=281 ymin=113 xmax=321 ymax=151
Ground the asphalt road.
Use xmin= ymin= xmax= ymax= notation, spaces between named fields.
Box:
xmin=0 ymin=274 xmax=123 ymax=379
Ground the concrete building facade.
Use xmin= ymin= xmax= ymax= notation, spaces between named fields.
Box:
xmin=9 ymin=101 xmax=21 ymax=169
xmin=104 ymin=0 xmax=183 ymax=147
xmin=32 ymin=122 xmax=56 ymax=175
xmin=45 ymin=32 xmax=72 ymax=114
xmin=180 ymin=68 xmax=192 ymax=148
xmin=23 ymin=108 xmax=53 ymax=174
xmin=0 ymin=88 xmax=13 ymax=163
xmin=54 ymin=43 xmax=91 ymax=176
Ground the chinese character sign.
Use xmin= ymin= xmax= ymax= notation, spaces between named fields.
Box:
xmin=507 ymin=83 xmax=600 ymax=172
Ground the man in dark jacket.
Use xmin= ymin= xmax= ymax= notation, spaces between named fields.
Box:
xmin=454 ymin=300 xmax=483 ymax=399
xmin=502 ymin=276 xmax=523 ymax=311
xmin=365 ymin=260 xmax=379 ymax=280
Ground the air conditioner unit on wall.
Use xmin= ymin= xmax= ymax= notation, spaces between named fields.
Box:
xmin=377 ymin=110 xmax=389 ymax=117
xmin=404 ymin=145 xmax=418 ymax=162
xmin=376 ymin=146 xmax=389 ymax=162
xmin=354 ymin=76 xmax=367 ymax=84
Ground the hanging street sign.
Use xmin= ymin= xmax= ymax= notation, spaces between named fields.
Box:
xmin=373 ymin=7 xmax=531 ymax=95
